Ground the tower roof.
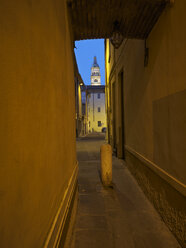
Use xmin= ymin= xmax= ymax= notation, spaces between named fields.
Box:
xmin=92 ymin=56 xmax=99 ymax=67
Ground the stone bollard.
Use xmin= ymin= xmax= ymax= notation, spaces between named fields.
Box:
xmin=100 ymin=144 xmax=112 ymax=186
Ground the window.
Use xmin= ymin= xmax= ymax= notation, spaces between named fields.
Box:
xmin=98 ymin=121 xmax=101 ymax=127
xmin=94 ymin=79 xmax=98 ymax=82
xmin=97 ymin=93 xmax=100 ymax=99
xmin=98 ymin=107 xmax=101 ymax=112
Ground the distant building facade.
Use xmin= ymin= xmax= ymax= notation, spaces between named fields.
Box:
xmin=85 ymin=57 xmax=106 ymax=133
xmin=87 ymin=86 xmax=106 ymax=132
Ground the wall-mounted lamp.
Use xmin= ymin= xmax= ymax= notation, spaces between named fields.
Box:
xmin=110 ymin=21 xmax=124 ymax=49
xmin=80 ymin=82 xmax=83 ymax=86
xmin=168 ymin=0 xmax=174 ymax=6
xmin=74 ymin=41 xmax=77 ymax=49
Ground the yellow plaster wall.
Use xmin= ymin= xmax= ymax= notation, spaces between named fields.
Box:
xmin=105 ymin=39 xmax=116 ymax=143
xmin=0 ymin=0 xmax=76 ymax=247
xmin=78 ymin=85 xmax=82 ymax=117
xmin=106 ymin=0 xmax=186 ymax=186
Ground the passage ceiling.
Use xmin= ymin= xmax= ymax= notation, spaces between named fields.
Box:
xmin=67 ymin=0 xmax=169 ymax=40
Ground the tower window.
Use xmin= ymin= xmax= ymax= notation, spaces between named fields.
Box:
xmin=97 ymin=93 xmax=100 ymax=99
xmin=94 ymin=79 xmax=98 ymax=83
xmin=98 ymin=121 xmax=102 ymax=127
xmin=98 ymin=107 xmax=101 ymax=112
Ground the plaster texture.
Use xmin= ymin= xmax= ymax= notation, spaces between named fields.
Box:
xmin=0 ymin=1 xmax=76 ymax=247
xmin=106 ymin=0 xmax=186 ymax=185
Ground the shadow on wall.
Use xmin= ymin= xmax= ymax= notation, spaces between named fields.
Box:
xmin=153 ymin=89 xmax=186 ymax=184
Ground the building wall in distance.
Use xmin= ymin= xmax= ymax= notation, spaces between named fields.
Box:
xmin=105 ymin=1 xmax=186 ymax=245
xmin=0 ymin=0 xmax=77 ymax=247
xmin=88 ymin=92 xmax=106 ymax=132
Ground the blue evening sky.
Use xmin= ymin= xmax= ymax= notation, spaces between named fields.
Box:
xmin=74 ymin=39 xmax=105 ymax=85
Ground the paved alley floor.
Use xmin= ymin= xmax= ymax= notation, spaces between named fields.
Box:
xmin=69 ymin=133 xmax=180 ymax=248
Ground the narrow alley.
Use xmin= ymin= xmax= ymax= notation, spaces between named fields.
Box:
xmin=67 ymin=133 xmax=180 ymax=248
xmin=0 ymin=1 xmax=186 ymax=247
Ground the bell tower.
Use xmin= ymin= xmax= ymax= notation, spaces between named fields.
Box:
xmin=91 ymin=56 xmax=101 ymax=85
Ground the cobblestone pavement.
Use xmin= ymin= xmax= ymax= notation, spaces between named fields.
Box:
xmin=68 ymin=133 xmax=180 ymax=248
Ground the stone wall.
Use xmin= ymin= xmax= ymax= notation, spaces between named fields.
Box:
xmin=125 ymin=151 xmax=186 ymax=247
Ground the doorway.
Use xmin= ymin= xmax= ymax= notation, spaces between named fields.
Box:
xmin=117 ymin=70 xmax=125 ymax=159
xmin=112 ymin=82 xmax=117 ymax=150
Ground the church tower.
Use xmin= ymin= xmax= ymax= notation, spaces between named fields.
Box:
xmin=91 ymin=56 xmax=101 ymax=85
